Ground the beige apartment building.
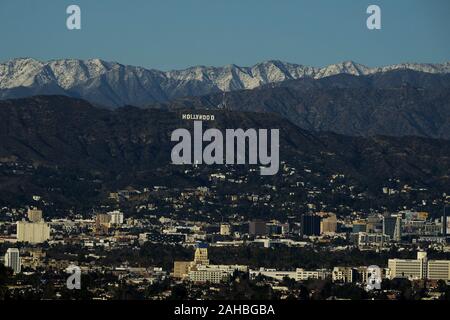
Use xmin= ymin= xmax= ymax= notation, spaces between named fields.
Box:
xmin=27 ymin=208 xmax=43 ymax=223
xmin=16 ymin=221 xmax=51 ymax=244
xmin=173 ymin=245 xmax=247 ymax=283
xmin=320 ymin=214 xmax=337 ymax=234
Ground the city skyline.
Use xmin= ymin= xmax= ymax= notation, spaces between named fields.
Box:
xmin=1 ymin=0 xmax=450 ymax=307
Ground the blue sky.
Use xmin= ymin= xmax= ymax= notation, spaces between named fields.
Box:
xmin=0 ymin=0 xmax=449 ymax=70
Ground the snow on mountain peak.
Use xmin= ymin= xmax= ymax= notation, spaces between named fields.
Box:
xmin=0 ymin=58 xmax=449 ymax=106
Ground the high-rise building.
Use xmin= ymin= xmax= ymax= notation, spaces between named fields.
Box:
xmin=395 ymin=215 xmax=402 ymax=241
xmin=173 ymin=244 xmax=210 ymax=280
xmin=389 ymin=251 xmax=450 ymax=281
xmin=388 ymin=258 xmax=422 ymax=280
xmin=109 ymin=210 xmax=124 ymax=225
xmin=220 ymin=224 xmax=231 ymax=236
xmin=321 ymin=214 xmax=337 ymax=234
xmin=16 ymin=221 xmax=51 ymax=244
xmin=367 ymin=216 xmax=382 ymax=233
xmin=383 ymin=215 xmax=396 ymax=237
xmin=173 ymin=261 xmax=191 ymax=279
xmin=27 ymin=208 xmax=43 ymax=223
xmin=95 ymin=213 xmax=111 ymax=234
xmin=388 ymin=251 xmax=428 ymax=280
xmin=96 ymin=213 xmax=111 ymax=225
xmin=301 ymin=215 xmax=321 ymax=236
xmin=280 ymin=223 xmax=290 ymax=235
xmin=383 ymin=215 xmax=402 ymax=241
xmin=249 ymin=220 xmax=267 ymax=236
xmin=443 ymin=206 xmax=449 ymax=237
xmin=352 ymin=221 xmax=367 ymax=233
xmin=4 ymin=248 xmax=21 ymax=274
xmin=428 ymin=260 xmax=450 ymax=281
xmin=173 ymin=243 xmax=247 ymax=283
xmin=266 ymin=223 xmax=282 ymax=235
xmin=193 ymin=243 xmax=209 ymax=265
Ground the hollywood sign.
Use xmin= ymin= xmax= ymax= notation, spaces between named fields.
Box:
xmin=181 ymin=113 xmax=216 ymax=121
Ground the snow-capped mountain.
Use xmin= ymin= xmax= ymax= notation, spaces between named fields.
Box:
xmin=1 ymin=58 xmax=449 ymax=107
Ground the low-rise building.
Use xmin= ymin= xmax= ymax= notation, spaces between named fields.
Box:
xmin=189 ymin=264 xmax=247 ymax=284
xmin=332 ymin=267 xmax=356 ymax=283
xmin=249 ymin=267 xmax=328 ymax=281
xmin=357 ymin=232 xmax=390 ymax=247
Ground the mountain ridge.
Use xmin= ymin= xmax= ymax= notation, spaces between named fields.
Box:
xmin=159 ymin=81 xmax=450 ymax=139
xmin=0 ymin=95 xmax=449 ymax=211
xmin=1 ymin=58 xmax=450 ymax=107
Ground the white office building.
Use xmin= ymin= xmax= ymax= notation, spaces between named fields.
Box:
xmin=249 ymin=268 xmax=297 ymax=281
xmin=388 ymin=251 xmax=450 ymax=281
xmin=428 ymin=260 xmax=450 ymax=281
xmin=109 ymin=211 xmax=124 ymax=225
xmin=357 ymin=232 xmax=390 ymax=247
xmin=188 ymin=264 xmax=248 ymax=283
xmin=249 ymin=268 xmax=327 ymax=281
xmin=296 ymin=268 xmax=325 ymax=281
xmin=4 ymin=248 xmax=21 ymax=274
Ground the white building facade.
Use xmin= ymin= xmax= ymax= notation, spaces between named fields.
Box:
xmin=4 ymin=248 xmax=21 ymax=274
